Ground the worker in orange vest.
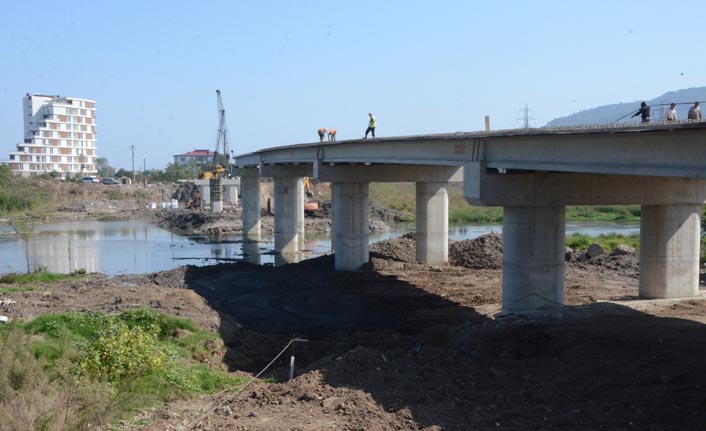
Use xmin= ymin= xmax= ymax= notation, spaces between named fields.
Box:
xmin=317 ymin=128 xmax=327 ymax=142
xmin=327 ymin=129 xmax=337 ymax=141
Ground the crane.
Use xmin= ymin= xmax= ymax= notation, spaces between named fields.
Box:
xmin=200 ymin=90 xmax=230 ymax=179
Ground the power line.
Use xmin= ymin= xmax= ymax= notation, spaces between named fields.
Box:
xmin=517 ymin=103 xmax=535 ymax=128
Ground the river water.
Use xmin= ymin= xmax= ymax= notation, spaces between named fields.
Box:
xmin=0 ymin=220 xmax=639 ymax=276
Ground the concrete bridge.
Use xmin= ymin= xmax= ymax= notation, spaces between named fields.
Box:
xmin=234 ymin=122 xmax=706 ymax=312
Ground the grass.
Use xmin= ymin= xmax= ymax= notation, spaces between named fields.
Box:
xmin=0 ymin=269 xmax=86 ymax=285
xmin=0 ymin=165 xmax=50 ymax=214
xmin=0 ymin=308 xmax=246 ymax=429
xmin=104 ymin=188 xmax=127 ymax=200
xmin=565 ymin=233 xmax=640 ymax=252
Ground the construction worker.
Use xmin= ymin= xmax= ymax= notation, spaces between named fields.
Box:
xmin=327 ymin=129 xmax=336 ymax=141
xmin=665 ymin=103 xmax=677 ymax=122
xmin=364 ymin=113 xmax=376 ymax=139
xmin=317 ymin=128 xmax=327 ymax=142
xmin=688 ymin=102 xmax=702 ymax=121
xmin=631 ymin=102 xmax=650 ymax=123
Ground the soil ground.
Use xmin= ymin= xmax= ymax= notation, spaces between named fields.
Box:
xmin=3 ymin=234 xmax=706 ymax=430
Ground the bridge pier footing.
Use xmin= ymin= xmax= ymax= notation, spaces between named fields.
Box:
xmin=198 ymin=183 xmax=210 ymax=208
xmin=502 ymin=206 xmax=566 ymax=312
xmin=241 ymin=176 xmax=261 ymax=236
xmin=274 ymin=176 xmax=304 ymax=253
xmin=333 ymin=182 xmax=369 ymax=271
xmin=416 ymin=182 xmax=449 ymax=264
xmin=223 ymin=184 xmax=239 ymax=205
xmin=639 ymin=204 xmax=701 ymax=299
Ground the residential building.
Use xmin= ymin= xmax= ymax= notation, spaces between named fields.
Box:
xmin=7 ymin=93 xmax=97 ymax=177
xmin=173 ymin=149 xmax=215 ymax=166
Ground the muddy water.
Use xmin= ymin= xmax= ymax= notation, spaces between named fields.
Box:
xmin=0 ymin=220 xmax=639 ymax=276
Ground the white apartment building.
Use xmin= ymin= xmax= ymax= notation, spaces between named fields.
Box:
xmin=7 ymin=93 xmax=97 ymax=177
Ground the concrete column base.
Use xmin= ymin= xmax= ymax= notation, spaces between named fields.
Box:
xmin=241 ymin=176 xmax=261 ymax=236
xmin=274 ymin=177 xmax=304 ymax=253
xmin=211 ymin=201 xmax=223 ymax=213
xmin=224 ymin=185 xmax=239 ymax=205
xmin=639 ymin=204 xmax=701 ymax=299
xmin=242 ymin=234 xmax=261 ymax=265
xmin=333 ymin=182 xmax=370 ymax=271
xmin=198 ymin=184 xmax=210 ymax=208
xmin=502 ymin=206 xmax=566 ymax=312
xmin=416 ymin=182 xmax=449 ymax=264
xmin=296 ymin=178 xmax=305 ymax=242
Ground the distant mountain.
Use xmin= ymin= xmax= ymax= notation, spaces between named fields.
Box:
xmin=546 ymin=86 xmax=706 ymax=127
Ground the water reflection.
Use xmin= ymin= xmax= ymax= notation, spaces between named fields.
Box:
xmin=242 ymin=235 xmax=262 ymax=265
xmin=0 ymin=220 xmax=641 ymax=276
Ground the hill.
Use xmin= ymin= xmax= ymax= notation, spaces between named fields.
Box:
xmin=546 ymin=86 xmax=706 ymax=127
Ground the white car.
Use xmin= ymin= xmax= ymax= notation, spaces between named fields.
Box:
xmin=81 ymin=176 xmax=101 ymax=183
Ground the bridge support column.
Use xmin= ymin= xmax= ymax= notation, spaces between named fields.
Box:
xmin=241 ymin=176 xmax=261 ymax=236
xmin=416 ymin=182 xmax=449 ymax=264
xmin=241 ymin=235 xmax=261 ymax=265
xmin=198 ymin=183 xmax=210 ymax=208
xmin=210 ymin=178 xmax=223 ymax=213
xmin=274 ymin=177 xmax=304 ymax=253
xmin=296 ymin=177 xmax=306 ymax=245
xmin=333 ymin=182 xmax=369 ymax=271
xmin=502 ymin=206 xmax=566 ymax=312
xmin=223 ymin=184 xmax=239 ymax=205
xmin=639 ymin=204 xmax=700 ymax=299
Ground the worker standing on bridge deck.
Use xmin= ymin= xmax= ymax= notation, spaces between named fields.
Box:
xmin=666 ymin=103 xmax=677 ymax=122
xmin=364 ymin=113 xmax=376 ymax=139
xmin=318 ymin=128 xmax=327 ymax=142
xmin=327 ymin=129 xmax=336 ymax=141
xmin=688 ymin=102 xmax=702 ymax=121
xmin=631 ymin=101 xmax=650 ymax=123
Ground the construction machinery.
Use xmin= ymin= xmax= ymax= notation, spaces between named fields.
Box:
xmin=303 ymin=177 xmax=319 ymax=214
xmin=199 ymin=90 xmax=231 ymax=179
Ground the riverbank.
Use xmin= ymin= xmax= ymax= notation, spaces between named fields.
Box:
xmin=2 ymin=234 xmax=706 ymax=430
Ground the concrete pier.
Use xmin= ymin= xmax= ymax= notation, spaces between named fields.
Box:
xmin=415 ymin=182 xmax=449 ymax=264
xmin=198 ymin=183 xmax=210 ymax=208
xmin=241 ymin=176 xmax=261 ymax=236
xmin=274 ymin=176 xmax=304 ymax=253
xmin=502 ymin=206 xmax=566 ymax=312
xmin=223 ymin=184 xmax=239 ymax=205
xmin=241 ymin=235 xmax=261 ymax=265
xmin=296 ymin=178 xmax=305 ymax=242
xmin=210 ymin=178 xmax=223 ymax=213
xmin=333 ymin=182 xmax=370 ymax=271
xmin=639 ymin=204 xmax=701 ymax=299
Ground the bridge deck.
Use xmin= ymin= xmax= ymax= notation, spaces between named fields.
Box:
xmin=234 ymin=122 xmax=706 ymax=179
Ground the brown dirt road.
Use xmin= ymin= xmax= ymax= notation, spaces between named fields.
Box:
xmin=3 ymin=235 xmax=706 ymax=430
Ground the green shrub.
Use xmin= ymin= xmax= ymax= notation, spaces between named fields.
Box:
xmin=7 ymin=309 xmax=245 ymax=428
xmin=566 ymin=232 xmax=640 ymax=252
xmin=80 ymin=322 xmax=166 ymax=382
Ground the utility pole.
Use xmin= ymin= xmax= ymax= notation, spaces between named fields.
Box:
xmin=517 ymin=103 xmax=536 ymax=128
xmin=130 ymin=145 xmax=135 ymax=184
xmin=143 ymin=158 xmax=146 ymax=186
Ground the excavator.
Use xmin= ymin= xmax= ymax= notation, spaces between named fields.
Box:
xmin=199 ymin=90 xmax=230 ymax=180
xmin=303 ymin=177 xmax=319 ymax=214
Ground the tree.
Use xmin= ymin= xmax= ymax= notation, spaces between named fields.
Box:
xmin=11 ymin=215 xmax=35 ymax=273
xmin=96 ymin=157 xmax=116 ymax=178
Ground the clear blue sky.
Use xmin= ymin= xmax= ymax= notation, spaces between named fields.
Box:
xmin=1 ymin=0 xmax=704 ymax=170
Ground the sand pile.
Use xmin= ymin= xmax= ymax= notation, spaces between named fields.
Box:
xmin=449 ymin=233 xmax=503 ymax=270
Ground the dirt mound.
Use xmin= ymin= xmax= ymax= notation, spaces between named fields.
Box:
xmin=171 ymin=183 xmax=199 ymax=203
xmin=449 ymin=233 xmax=503 ymax=270
xmin=151 ymin=209 xmax=220 ymax=233
xmin=187 ymin=367 xmax=421 ymax=431
xmin=569 ymin=252 xmax=640 ymax=278
xmin=369 ymin=200 xmax=409 ymax=223
xmin=368 ymin=232 xmax=418 ymax=269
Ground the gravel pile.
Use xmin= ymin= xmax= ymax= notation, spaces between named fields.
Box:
xmin=449 ymin=233 xmax=503 ymax=270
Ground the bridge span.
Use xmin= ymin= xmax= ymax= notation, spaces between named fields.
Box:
xmin=234 ymin=122 xmax=706 ymax=313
